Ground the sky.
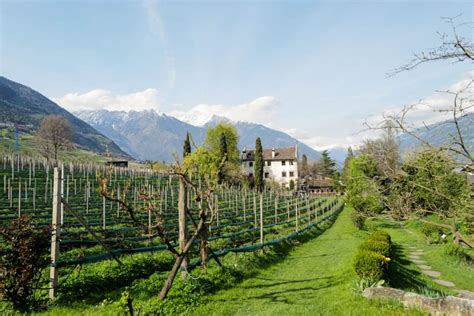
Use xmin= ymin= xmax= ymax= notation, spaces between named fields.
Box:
xmin=0 ymin=0 xmax=472 ymax=150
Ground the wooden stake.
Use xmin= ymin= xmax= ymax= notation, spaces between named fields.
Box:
xmin=49 ymin=168 xmax=61 ymax=300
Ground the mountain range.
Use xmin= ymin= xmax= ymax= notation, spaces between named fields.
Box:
xmin=0 ymin=76 xmax=131 ymax=159
xmin=75 ymin=110 xmax=323 ymax=162
xmin=398 ymin=112 xmax=474 ymax=160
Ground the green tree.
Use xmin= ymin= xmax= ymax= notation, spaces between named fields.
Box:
xmin=320 ymin=150 xmax=337 ymax=177
xmin=183 ymin=132 xmax=191 ymax=158
xmin=289 ymin=179 xmax=295 ymax=191
xmin=204 ymin=123 xmax=241 ymax=185
xmin=342 ymin=146 xmax=354 ymax=184
xmin=346 ymin=155 xmax=383 ymax=229
xmin=389 ymin=150 xmax=472 ymax=241
xmin=254 ymin=137 xmax=264 ymax=192
xmin=205 ymin=123 xmax=239 ymax=162
xmin=300 ymin=154 xmax=309 ymax=178
xmin=217 ymin=133 xmax=228 ymax=184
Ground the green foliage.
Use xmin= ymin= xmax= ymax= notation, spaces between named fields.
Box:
xmin=359 ymin=239 xmax=391 ymax=257
xmin=254 ymin=137 xmax=264 ymax=192
xmin=443 ymin=243 xmax=472 ymax=263
xmin=320 ymin=150 xmax=337 ymax=177
xmin=351 ymin=212 xmax=366 ymax=230
xmin=183 ymin=147 xmax=221 ymax=184
xmin=204 ymin=123 xmax=240 ymax=162
xmin=369 ymin=230 xmax=392 ymax=244
xmin=289 ymin=179 xmax=295 ymax=191
xmin=183 ymin=132 xmax=191 ymax=158
xmin=202 ymin=123 xmax=242 ymax=185
xmin=0 ymin=215 xmax=50 ymax=312
xmin=353 ymin=250 xmax=388 ymax=283
xmin=345 ymin=155 xmax=383 ymax=228
xmin=353 ymin=230 xmax=392 ymax=283
xmin=397 ymin=150 xmax=471 ymax=219
xmin=420 ymin=222 xmax=445 ymax=244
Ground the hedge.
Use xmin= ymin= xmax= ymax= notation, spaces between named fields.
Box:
xmin=353 ymin=230 xmax=392 ymax=282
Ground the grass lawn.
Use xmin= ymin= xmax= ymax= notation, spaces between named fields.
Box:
xmin=193 ymin=207 xmax=423 ymax=316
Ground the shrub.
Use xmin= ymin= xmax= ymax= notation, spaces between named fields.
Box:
xmin=420 ymin=223 xmax=444 ymax=244
xmin=351 ymin=212 xmax=366 ymax=230
xmin=369 ymin=230 xmax=391 ymax=244
xmin=353 ymin=230 xmax=392 ymax=285
xmin=353 ymin=250 xmax=389 ymax=282
xmin=443 ymin=243 xmax=472 ymax=263
xmin=0 ymin=215 xmax=50 ymax=312
xmin=359 ymin=239 xmax=391 ymax=257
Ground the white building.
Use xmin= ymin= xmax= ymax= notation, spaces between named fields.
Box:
xmin=241 ymin=146 xmax=298 ymax=188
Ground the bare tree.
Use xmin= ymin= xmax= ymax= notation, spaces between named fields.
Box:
xmin=98 ymin=159 xmax=221 ymax=300
xmin=36 ymin=115 xmax=73 ymax=160
xmin=370 ymin=80 xmax=473 ymax=164
xmin=388 ymin=15 xmax=473 ymax=77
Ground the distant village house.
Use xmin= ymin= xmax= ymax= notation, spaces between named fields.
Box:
xmin=241 ymin=146 xmax=298 ymax=188
xmin=106 ymin=160 xmax=128 ymax=168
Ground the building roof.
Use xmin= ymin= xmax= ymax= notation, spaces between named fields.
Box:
xmin=301 ymin=176 xmax=334 ymax=188
xmin=241 ymin=146 xmax=297 ymax=161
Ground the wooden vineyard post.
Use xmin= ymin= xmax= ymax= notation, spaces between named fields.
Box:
xmin=178 ymin=178 xmax=188 ymax=276
xmin=260 ymin=193 xmax=264 ymax=244
xmin=287 ymin=199 xmax=290 ymax=220
xmin=274 ymin=194 xmax=278 ymax=224
xmin=17 ymin=179 xmax=21 ymax=218
xmin=243 ymin=192 xmax=246 ymax=222
xmin=102 ymin=196 xmax=106 ymax=230
xmin=295 ymin=197 xmax=299 ymax=232
xmin=253 ymin=194 xmax=257 ymax=229
xmin=49 ymin=167 xmax=62 ymax=300
xmin=61 ymin=166 xmax=64 ymax=225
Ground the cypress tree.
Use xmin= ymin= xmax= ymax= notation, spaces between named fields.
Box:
xmin=219 ymin=133 xmax=228 ymax=162
xmin=217 ymin=133 xmax=228 ymax=184
xmin=183 ymin=132 xmax=191 ymax=158
xmin=254 ymin=137 xmax=264 ymax=192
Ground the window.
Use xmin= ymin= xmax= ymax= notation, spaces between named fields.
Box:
xmin=249 ymin=161 xmax=253 ymax=167
xmin=282 ymin=171 xmax=287 ymax=177
xmin=267 ymin=161 xmax=271 ymax=166
xmin=289 ymin=161 xmax=294 ymax=166
xmin=289 ymin=171 xmax=294 ymax=177
xmin=265 ymin=172 xmax=269 ymax=178
xmin=281 ymin=161 xmax=286 ymax=166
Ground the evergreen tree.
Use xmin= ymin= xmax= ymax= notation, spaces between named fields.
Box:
xmin=183 ymin=132 xmax=191 ymax=158
xmin=300 ymin=154 xmax=309 ymax=178
xmin=219 ymin=133 xmax=228 ymax=162
xmin=254 ymin=137 xmax=264 ymax=192
xmin=320 ymin=150 xmax=337 ymax=177
xmin=217 ymin=133 xmax=228 ymax=184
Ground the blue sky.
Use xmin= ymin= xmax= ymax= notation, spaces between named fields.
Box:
xmin=1 ymin=0 xmax=472 ymax=149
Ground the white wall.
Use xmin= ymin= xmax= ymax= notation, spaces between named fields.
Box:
xmin=242 ymin=160 xmax=298 ymax=187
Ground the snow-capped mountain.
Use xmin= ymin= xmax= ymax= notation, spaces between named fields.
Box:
xmin=75 ymin=110 xmax=322 ymax=162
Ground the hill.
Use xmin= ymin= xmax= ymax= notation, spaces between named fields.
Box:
xmin=0 ymin=76 xmax=131 ymax=159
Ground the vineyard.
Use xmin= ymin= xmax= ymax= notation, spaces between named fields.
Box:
xmin=0 ymin=154 xmax=343 ymax=304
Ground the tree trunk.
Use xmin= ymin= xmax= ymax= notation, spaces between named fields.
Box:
xmin=200 ymin=222 xmax=209 ymax=267
xmin=159 ymin=253 xmax=187 ymax=300
xmin=178 ymin=178 xmax=188 ymax=277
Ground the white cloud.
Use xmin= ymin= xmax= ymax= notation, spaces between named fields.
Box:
xmin=169 ymin=96 xmax=278 ymax=126
xmin=366 ymin=75 xmax=474 ymax=130
xmin=52 ymin=88 xmax=160 ymax=112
